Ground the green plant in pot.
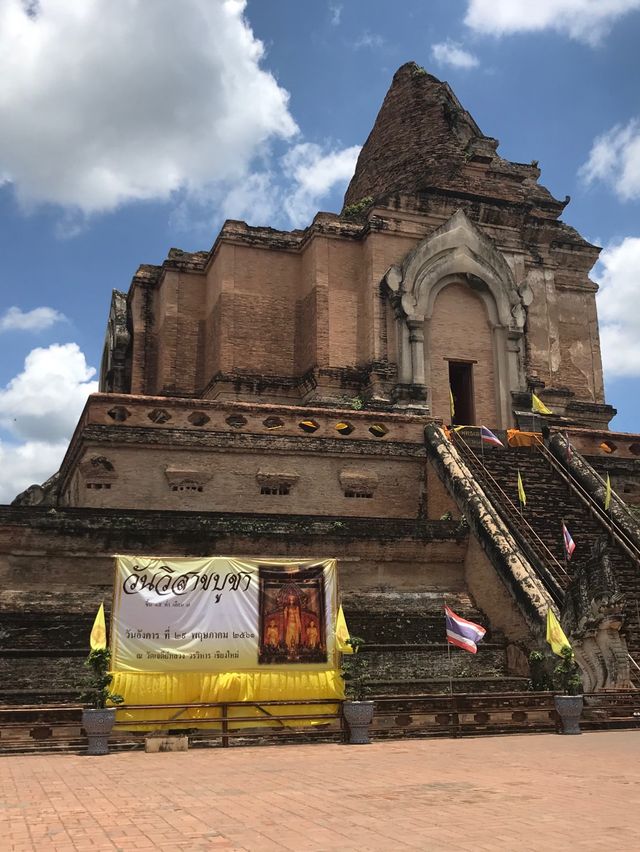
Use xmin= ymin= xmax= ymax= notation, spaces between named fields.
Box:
xmin=81 ymin=648 xmax=124 ymax=755
xmin=552 ymin=646 xmax=583 ymax=735
xmin=340 ymin=636 xmax=374 ymax=744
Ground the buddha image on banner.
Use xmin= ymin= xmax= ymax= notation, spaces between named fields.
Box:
xmin=258 ymin=564 xmax=327 ymax=664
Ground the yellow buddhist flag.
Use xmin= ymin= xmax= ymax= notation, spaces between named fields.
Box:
xmin=546 ymin=609 xmax=571 ymax=657
xmin=449 ymin=388 xmax=455 ymax=421
xmin=336 ymin=605 xmax=354 ymax=654
xmin=532 ymin=393 xmax=553 ymax=415
xmin=517 ymin=471 xmax=526 ymax=506
xmin=604 ymin=473 xmax=612 ymax=511
xmin=89 ymin=602 xmax=107 ymax=651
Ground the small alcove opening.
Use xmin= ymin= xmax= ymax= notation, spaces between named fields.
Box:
xmin=448 ymin=360 xmax=475 ymax=426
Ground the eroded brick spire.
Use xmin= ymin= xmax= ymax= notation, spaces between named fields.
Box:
xmin=343 ymin=62 xmax=560 ymax=213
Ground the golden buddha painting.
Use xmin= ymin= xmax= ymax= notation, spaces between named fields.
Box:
xmin=258 ymin=564 xmax=327 ymax=664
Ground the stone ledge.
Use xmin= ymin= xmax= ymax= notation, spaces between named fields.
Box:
xmin=73 ymin=424 xmax=428 ymax=457
xmin=0 ymin=505 xmax=464 ymax=542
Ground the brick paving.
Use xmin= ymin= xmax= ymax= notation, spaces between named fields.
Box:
xmin=1 ymin=731 xmax=639 ymax=851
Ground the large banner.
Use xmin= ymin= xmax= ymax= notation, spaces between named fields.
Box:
xmin=111 ymin=556 xmax=337 ymax=673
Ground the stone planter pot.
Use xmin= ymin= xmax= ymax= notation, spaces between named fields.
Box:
xmin=82 ymin=708 xmax=116 ymax=755
xmin=343 ymin=700 xmax=374 ymax=744
xmin=554 ymin=695 xmax=583 ymax=735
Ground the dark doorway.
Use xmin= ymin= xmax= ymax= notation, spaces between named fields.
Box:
xmin=448 ymin=361 xmax=475 ymax=426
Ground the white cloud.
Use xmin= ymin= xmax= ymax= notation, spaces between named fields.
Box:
xmin=579 ymin=120 xmax=640 ymax=200
xmin=431 ymin=40 xmax=479 ymax=70
xmin=353 ymin=31 xmax=385 ymax=49
xmin=594 ymin=237 xmax=640 ymax=377
xmin=281 ymin=143 xmax=362 ymax=226
xmin=464 ymin=0 xmax=640 ymax=44
xmin=172 ymin=141 xmax=361 ymax=232
xmin=0 ymin=305 xmax=66 ymax=333
xmin=0 ymin=439 xmax=68 ymax=504
xmin=0 ymin=0 xmax=297 ymax=214
xmin=0 ymin=342 xmax=98 ymax=442
xmin=329 ymin=2 xmax=342 ymax=25
xmin=221 ymin=172 xmax=280 ymax=225
xmin=0 ymin=342 xmax=98 ymax=502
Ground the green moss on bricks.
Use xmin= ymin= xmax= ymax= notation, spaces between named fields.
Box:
xmin=342 ymin=196 xmax=373 ymax=219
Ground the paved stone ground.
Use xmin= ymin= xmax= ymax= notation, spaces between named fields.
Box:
xmin=1 ymin=731 xmax=639 ymax=851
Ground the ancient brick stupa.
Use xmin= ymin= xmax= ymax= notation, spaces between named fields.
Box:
xmin=2 ymin=63 xmax=639 ymax=713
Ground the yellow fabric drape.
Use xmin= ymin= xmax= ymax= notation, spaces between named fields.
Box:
xmin=112 ymin=670 xmax=344 ymax=731
xmin=506 ymin=428 xmax=543 ymax=448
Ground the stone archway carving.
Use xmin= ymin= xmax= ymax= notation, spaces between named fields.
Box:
xmin=384 ymin=209 xmax=528 ymax=426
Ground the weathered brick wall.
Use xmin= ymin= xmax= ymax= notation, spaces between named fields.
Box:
xmin=72 ymin=445 xmax=424 ymax=517
xmin=429 ymin=281 xmax=497 ymax=427
xmin=152 ymin=270 xmax=206 ymax=395
xmin=294 ymin=289 xmax=317 ymax=375
xmin=57 ymin=395 xmax=429 ymax=515
xmin=556 ymin=287 xmax=603 ymax=402
xmin=227 ymin=247 xmax=298 ymax=377
xmin=327 ymin=240 xmax=362 ymax=367
xmin=0 ymin=510 xmax=467 ymax=595
xmin=463 ymin=535 xmax=532 ymax=645
xmin=425 ymin=458 xmax=458 ymax=520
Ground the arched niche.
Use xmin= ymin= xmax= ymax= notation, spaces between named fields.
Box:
xmin=384 ymin=209 xmax=527 ymax=427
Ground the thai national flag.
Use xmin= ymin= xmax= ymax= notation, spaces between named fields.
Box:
xmin=480 ymin=426 xmax=504 ymax=447
xmin=445 ymin=605 xmax=486 ymax=654
xmin=562 ymin=523 xmax=576 ymax=560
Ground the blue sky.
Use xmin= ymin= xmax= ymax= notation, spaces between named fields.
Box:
xmin=1 ymin=0 xmax=639 ymax=502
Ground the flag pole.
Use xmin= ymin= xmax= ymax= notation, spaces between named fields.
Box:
xmin=444 ymin=595 xmax=453 ymax=696
xmin=480 ymin=427 xmax=485 ymax=469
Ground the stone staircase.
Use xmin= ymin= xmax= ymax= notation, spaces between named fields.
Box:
xmin=344 ymin=590 xmax=528 ymax=695
xmin=452 ymin=435 xmax=640 ymax=665
xmin=0 ymin=587 xmax=528 ymax=704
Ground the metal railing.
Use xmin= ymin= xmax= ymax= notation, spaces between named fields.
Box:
xmin=537 ymin=439 xmax=640 ymax=569
xmin=450 ymin=430 xmax=568 ymax=600
xmin=113 ymin=698 xmax=344 ymax=748
xmin=3 ymin=690 xmax=640 ymax=753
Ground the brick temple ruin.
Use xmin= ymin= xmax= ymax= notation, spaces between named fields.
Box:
xmin=3 ymin=63 xmax=640 ymax=720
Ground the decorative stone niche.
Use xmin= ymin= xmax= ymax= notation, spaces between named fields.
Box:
xmin=368 ymin=423 xmax=388 ymax=438
xmin=599 ymin=440 xmax=617 ymax=454
xmin=107 ymin=405 xmax=130 ymax=422
xmin=339 ymin=468 xmax=379 ymax=499
xmin=263 ymin=416 xmax=285 ymax=430
xmin=187 ymin=411 xmax=211 ymax=427
xmin=148 ymin=408 xmax=172 ymax=424
xmin=335 ymin=421 xmax=354 ymax=436
xmin=164 ymin=468 xmax=212 ymax=493
xmin=256 ymin=469 xmax=299 ymax=496
xmin=226 ymin=414 xmax=248 ymax=429
xmin=80 ymin=456 xmax=117 ymax=491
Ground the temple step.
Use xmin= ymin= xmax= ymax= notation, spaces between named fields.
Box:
xmin=363 ymin=645 xmax=508 ymax=682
